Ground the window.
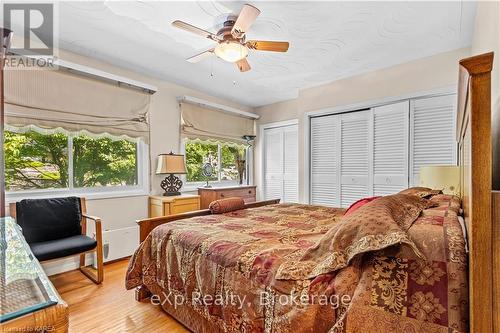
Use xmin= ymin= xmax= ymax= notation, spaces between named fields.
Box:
xmin=4 ymin=130 xmax=69 ymax=191
xmin=184 ymin=139 xmax=248 ymax=185
xmin=73 ymin=134 xmax=138 ymax=188
xmin=4 ymin=126 xmax=147 ymax=197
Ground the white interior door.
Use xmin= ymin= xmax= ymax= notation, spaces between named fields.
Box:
xmin=410 ymin=95 xmax=457 ymax=186
xmin=283 ymin=125 xmax=299 ymax=203
xmin=373 ymin=101 xmax=409 ymax=195
xmin=263 ymin=127 xmax=283 ymax=200
xmin=263 ymin=123 xmax=298 ymax=202
xmin=310 ymin=115 xmax=340 ymax=207
xmin=340 ymin=111 xmax=371 ymax=207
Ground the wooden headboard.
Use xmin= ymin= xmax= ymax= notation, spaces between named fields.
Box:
xmin=456 ymin=52 xmax=495 ymax=332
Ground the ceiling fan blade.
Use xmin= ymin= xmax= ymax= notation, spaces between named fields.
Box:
xmin=231 ymin=4 xmax=261 ymax=39
xmin=236 ymin=58 xmax=251 ymax=72
xmin=246 ymin=40 xmax=289 ymax=52
xmin=172 ymin=20 xmax=219 ymax=41
xmin=186 ymin=49 xmax=214 ymax=63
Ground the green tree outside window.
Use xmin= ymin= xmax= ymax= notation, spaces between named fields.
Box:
xmin=4 ymin=129 xmax=139 ymax=191
xmin=185 ymin=139 xmax=247 ymax=183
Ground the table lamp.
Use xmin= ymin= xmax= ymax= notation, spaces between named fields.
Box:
xmin=156 ymin=152 xmax=187 ymax=196
xmin=419 ymin=165 xmax=460 ymax=196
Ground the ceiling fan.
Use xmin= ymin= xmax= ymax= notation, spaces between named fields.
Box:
xmin=172 ymin=4 xmax=289 ymax=72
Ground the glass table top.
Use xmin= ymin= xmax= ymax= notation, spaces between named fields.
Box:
xmin=0 ymin=217 xmax=59 ymax=323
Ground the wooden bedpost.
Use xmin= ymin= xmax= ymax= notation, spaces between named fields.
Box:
xmin=457 ymin=52 xmax=494 ymax=333
xmin=493 ymin=191 xmax=500 ymax=333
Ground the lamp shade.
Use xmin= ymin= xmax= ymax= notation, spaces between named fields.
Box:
xmin=156 ymin=153 xmax=187 ymax=174
xmin=419 ymin=165 xmax=460 ymax=195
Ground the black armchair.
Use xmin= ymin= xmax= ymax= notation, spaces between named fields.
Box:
xmin=10 ymin=197 xmax=104 ymax=284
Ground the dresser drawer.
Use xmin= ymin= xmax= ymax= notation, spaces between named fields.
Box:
xmin=216 ymin=187 xmax=255 ymax=199
xmin=149 ymin=195 xmax=201 ymax=218
xmin=171 ymin=198 xmax=200 ymax=215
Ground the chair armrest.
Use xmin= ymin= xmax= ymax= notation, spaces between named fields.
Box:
xmin=81 ymin=213 xmax=103 ymax=243
xmin=82 ymin=213 xmax=101 ymax=222
xmin=82 ymin=213 xmax=102 ymax=232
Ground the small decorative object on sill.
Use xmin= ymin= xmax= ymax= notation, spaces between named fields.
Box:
xmin=235 ymin=152 xmax=246 ymax=185
xmin=202 ymin=162 xmax=214 ymax=188
xmin=242 ymin=134 xmax=256 ymax=147
xmin=156 ymin=152 xmax=187 ymax=196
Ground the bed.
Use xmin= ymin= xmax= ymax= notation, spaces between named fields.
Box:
xmin=126 ymin=52 xmax=497 ymax=333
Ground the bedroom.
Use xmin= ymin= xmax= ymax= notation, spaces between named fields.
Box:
xmin=0 ymin=1 xmax=498 ymax=332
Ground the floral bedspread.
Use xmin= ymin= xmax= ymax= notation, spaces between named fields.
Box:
xmin=125 ymin=197 xmax=468 ymax=333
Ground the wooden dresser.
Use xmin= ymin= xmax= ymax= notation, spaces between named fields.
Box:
xmin=148 ymin=194 xmax=201 ymax=218
xmin=198 ymin=185 xmax=256 ymax=209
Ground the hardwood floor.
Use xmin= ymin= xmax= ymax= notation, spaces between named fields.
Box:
xmin=49 ymin=259 xmax=189 ymax=333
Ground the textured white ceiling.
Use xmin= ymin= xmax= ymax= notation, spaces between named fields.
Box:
xmin=54 ymin=1 xmax=476 ymax=107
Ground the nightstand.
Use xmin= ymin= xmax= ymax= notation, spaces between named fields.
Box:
xmin=148 ymin=194 xmax=201 ymax=218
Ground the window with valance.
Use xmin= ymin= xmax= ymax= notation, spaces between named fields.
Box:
xmin=4 ymin=68 xmax=151 ymax=197
xmin=179 ymin=102 xmax=255 ymax=186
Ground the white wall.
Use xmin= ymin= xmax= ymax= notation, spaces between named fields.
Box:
xmin=255 ymin=48 xmax=470 ymax=202
xmin=471 ymin=1 xmax=500 ymax=190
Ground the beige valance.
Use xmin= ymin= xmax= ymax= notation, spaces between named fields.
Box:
xmin=180 ymin=102 xmax=254 ymax=144
xmin=4 ymin=68 xmax=151 ymax=142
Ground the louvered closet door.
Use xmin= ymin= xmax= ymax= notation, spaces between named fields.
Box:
xmin=283 ymin=124 xmax=299 ymax=203
xmin=310 ymin=115 xmax=340 ymax=207
xmin=340 ymin=111 xmax=371 ymax=207
xmin=263 ymin=127 xmax=283 ymax=200
xmin=373 ymin=101 xmax=409 ymax=195
xmin=410 ymin=95 xmax=457 ymax=186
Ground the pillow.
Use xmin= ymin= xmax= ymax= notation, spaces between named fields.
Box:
xmin=209 ymin=197 xmax=245 ymax=214
xmin=275 ymin=194 xmax=431 ymax=280
xmin=344 ymin=196 xmax=381 ymax=216
xmin=399 ymin=187 xmax=442 ymax=198
xmin=429 ymin=194 xmax=461 ymax=213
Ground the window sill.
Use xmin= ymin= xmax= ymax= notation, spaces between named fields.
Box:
xmin=6 ymin=187 xmax=150 ymax=203
xmin=182 ymin=181 xmax=252 ymax=193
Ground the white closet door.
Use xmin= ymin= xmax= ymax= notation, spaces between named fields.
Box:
xmin=283 ymin=125 xmax=299 ymax=202
xmin=310 ymin=116 xmax=340 ymax=207
xmin=263 ymin=127 xmax=283 ymax=200
xmin=263 ymin=123 xmax=299 ymax=202
xmin=410 ymin=95 xmax=457 ymax=186
xmin=373 ymin=101 xmax=409 ymax=195
xmin=340 ymin=111 xmax=371 ymax=207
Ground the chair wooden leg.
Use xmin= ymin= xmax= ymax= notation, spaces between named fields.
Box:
xmin=79 ymin=213 xmax=104 ymax=284
xmin=79 ymin=249 xmax=103 ymax=284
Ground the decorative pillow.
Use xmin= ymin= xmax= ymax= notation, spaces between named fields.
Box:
xmin=209 ymin=197 xmax=245 ymax=214
xmin=275 ymin=194 xmax=431 ymax=280
xmin=399 ymin=186 xmax=442 ymax=198
xmin=344 ymin=196 xmax=381 ymax=216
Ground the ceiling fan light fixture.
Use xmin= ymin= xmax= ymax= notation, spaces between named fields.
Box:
xmin=214 ymin=41 xmax=248 ymax=63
